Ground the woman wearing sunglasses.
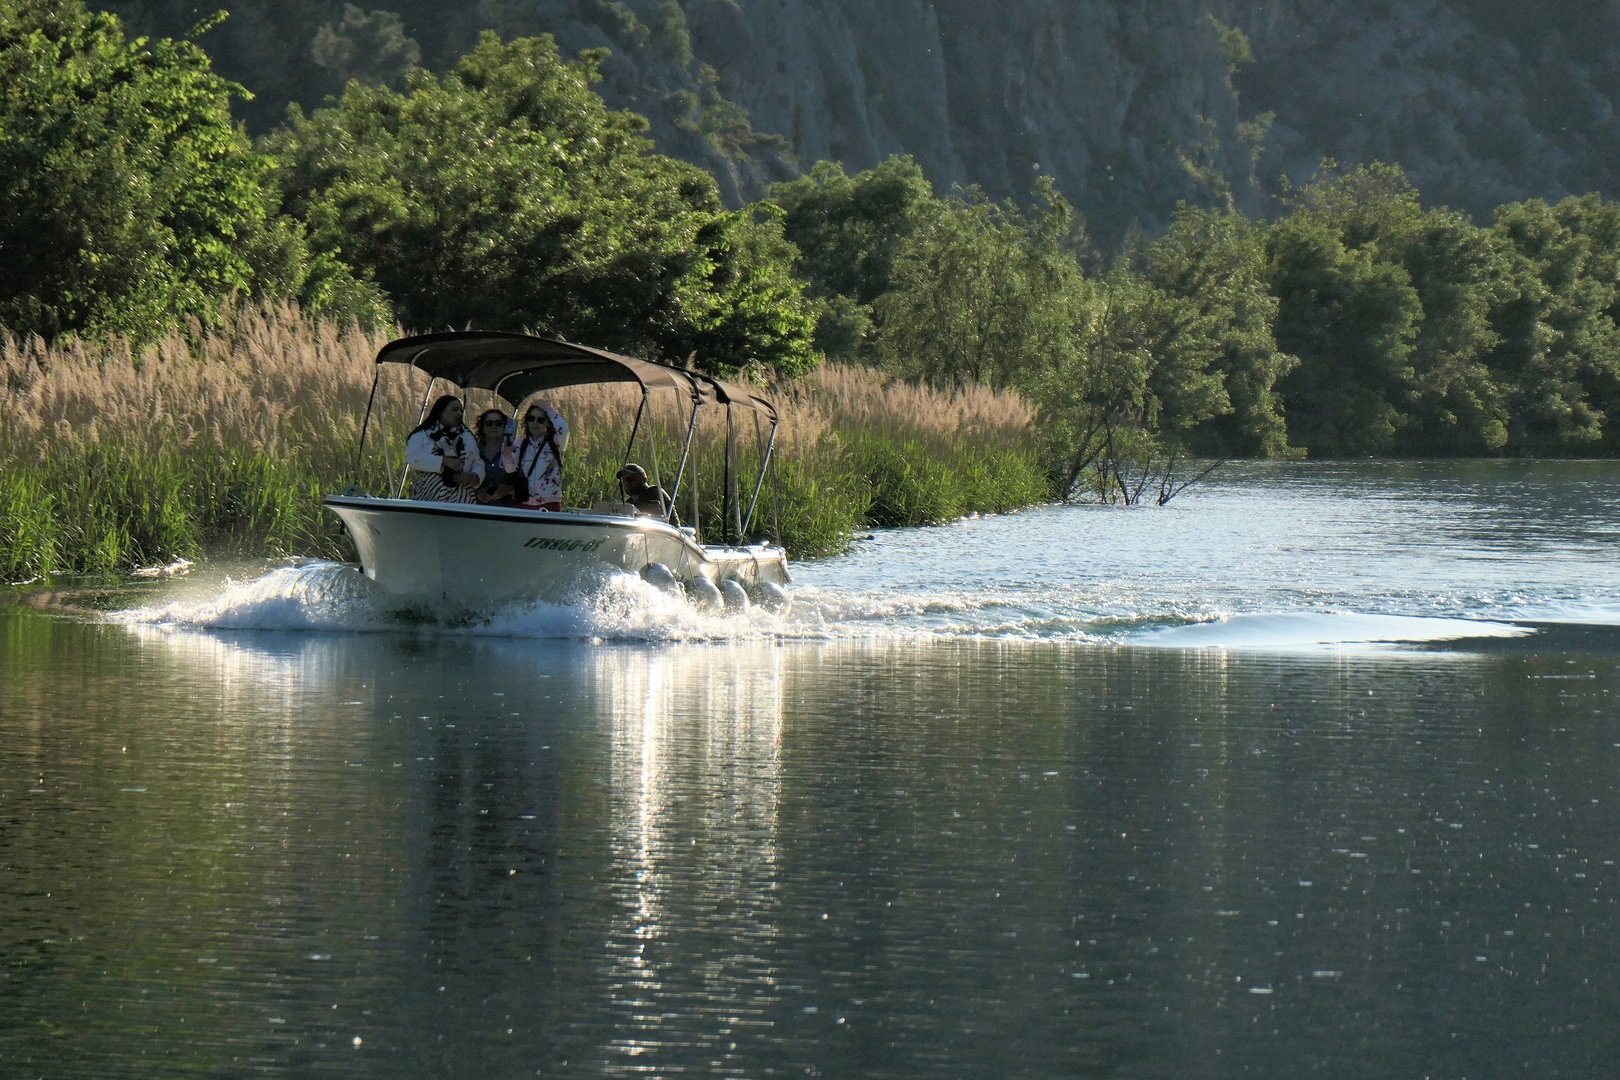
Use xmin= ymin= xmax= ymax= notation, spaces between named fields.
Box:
xmin=514 ymin=400 xmax=569 ymax=512
xmin=472 ymin=408 xmax=525 ymax=506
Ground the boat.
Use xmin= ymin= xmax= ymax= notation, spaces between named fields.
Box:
xmin=322 ymin=332 xmax=790 ymax=610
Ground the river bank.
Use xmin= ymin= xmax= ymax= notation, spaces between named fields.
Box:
xmin=0 ymin=304 xmax=1050 ymax=579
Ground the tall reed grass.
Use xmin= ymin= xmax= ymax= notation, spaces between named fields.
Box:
xmin=0 ymin=304 xmax=1050 ymax=578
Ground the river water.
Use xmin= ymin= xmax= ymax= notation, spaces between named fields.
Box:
xmin=3 ymin=461 xmax=1619 ymax=1078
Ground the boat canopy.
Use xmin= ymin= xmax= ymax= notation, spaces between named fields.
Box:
xmin=376 ymin=331 xmax=707 ymax=404
xmin=358 ymin=332 xmax=782 ymax=541
xmin=375 ymin=331 xmax=780 ymax=419
xmin=705 ymin=377 xmax=779 ymax=423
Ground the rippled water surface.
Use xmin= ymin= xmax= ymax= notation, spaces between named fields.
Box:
xmin=4 ymin=462 xmax=1620 ymax=1078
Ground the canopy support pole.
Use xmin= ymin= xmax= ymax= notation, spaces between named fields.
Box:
xmin=742 ymin=418 xmax=776 ymax=540
xmin=731 ymin=411 xmax=743 ymax=543
xmin=623 ymin=391 xmax=647 ymax=466
xmin=722 ymin=407 xmax=735 ymax=546
xmin=647 ymin=394 xmax=662 ymax=495
xmin=770 ymin=427 xmax=781 ymax=547
xmin=353 ymin=367 xmax=381 ymax=487
xmin=395 ymin=377 xmax=437 ymax=498
xmin=666 ymin=399 xmax=700 ymax=527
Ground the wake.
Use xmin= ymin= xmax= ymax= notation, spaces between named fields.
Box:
xmin=107 ymin=560 xmax=1571 ymax=652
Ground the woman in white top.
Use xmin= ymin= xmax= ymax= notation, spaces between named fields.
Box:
xmin=404 ymin=395 xmax=484 ymax=503
xmin=514 ymin=399 xmax=569 ymax=511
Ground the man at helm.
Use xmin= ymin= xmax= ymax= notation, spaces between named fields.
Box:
xmin=617 ymin=463 xmax=673 ymax=519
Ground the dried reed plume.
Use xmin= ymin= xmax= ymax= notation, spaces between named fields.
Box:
xmin=0 ymin=303 xmax=1048 ymax=576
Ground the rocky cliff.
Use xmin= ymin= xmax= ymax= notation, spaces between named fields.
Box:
xmin=99 ymin=0 xmax=1620 ymax=239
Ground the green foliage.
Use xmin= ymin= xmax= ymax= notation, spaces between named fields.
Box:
xmin=863 ymin=182 xmax=1286 ymax=496
xmin=1142 ymin=206 xmax=1296 ymax=458
xmin=1264 ymin=163 xmax=1620 ymax=457
xmin=0 ymin=0 xmax=265 ymax=340
xmin=692 ymin=63 xmax=789 ymax=159
xmin=0 ymin=438 xmax=354 ymax=577
xmin=775 ymin=160 xmax=1296 ymax=493
xmin=846 ymin=434 xmax=1049 ymax=528
xmin=680 ymin=205 xmax=819 ymax=378
xmin=267 ymin=32 xmax=816 ymax=376
xmin=1394 ymin=209 xmax=1514 ymax=454
xmin=875 ymin=178 xmax=1077 ymax=388
xmin=0 ymin=0 xmax=386 ymax=340
xmin=1267 ymin=164 xmax=1438 ymax=456
xmin=310 ymin=5 xmax=421 ymax=89
xmin=770 ymin=156 xmax=942 ymax=359
xmin=1205 ymin=14 xmax=1255 ymax=75
xmin=0 ymin=468 xmax=57 ymax=579
xmin=1487 ymin=195 xmax=1620 ymax=453
xmin=650 ymin=0 xmax=691 ymax=70
xmin=1268 ymin=216 xmax=1423 ymax=455
xmin=577 ymin=0 xmax=649 ymax=51
xmin=1237 ymin=110 xmax=1274 ymax=164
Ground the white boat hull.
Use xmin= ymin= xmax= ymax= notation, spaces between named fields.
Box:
xmin=323 ymin=495 xmax=789 ymax=605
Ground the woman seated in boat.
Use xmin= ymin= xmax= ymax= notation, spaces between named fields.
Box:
xmin=472 ymin=408 xmax=524 ymax=507
xmin=514 ymin=399 xmax=569 ymax=512
xmin=405 ymin=395 xmax=483 ymax=503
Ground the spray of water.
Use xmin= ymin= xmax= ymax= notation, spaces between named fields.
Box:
xmin=109 ymin=560 xmax=1544 ymax=651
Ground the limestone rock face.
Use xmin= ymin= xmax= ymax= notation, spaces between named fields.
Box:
xmin=620 ymin=0 xmax=1620 ymax=232
xmin=1225 ymin=0 xmax=1620 ymax=221
xmin=96 ymin=0 xmax=1620 ymax=235
xmin=683 ymin=0 xmax=1265 ymax=232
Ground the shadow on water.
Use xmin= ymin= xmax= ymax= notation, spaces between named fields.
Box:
xmin=4 ymin=605 xmax=1620 ymax=1078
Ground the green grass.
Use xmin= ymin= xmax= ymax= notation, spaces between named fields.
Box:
xmin=0 ymin=423 xmax=1049 ymax=577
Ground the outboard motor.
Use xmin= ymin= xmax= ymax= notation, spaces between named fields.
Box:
xmin=684 ymin=576 xmax=723 ymax=611
xmin=751 ymin=580 xmax=790 ymax=614
xmin=717 ymin=579 xmax=751 ymax=614
xmin=639 ymin=562 xmax=680 ymax=593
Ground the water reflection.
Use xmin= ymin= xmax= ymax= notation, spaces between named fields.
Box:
xmin=595 ymin=645 xmax=785 ymax=1072
xmin=80 ymin=624 xmax=798 ymax=1075
xmin=5 ymin=613 xmax=1620 ymax=1078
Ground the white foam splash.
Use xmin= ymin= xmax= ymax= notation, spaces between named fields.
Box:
xmin=119 ymin=562 xmax=395 ymax=632
xmin=112 ymin=562 xmax=1540 ymax=650
xmin=119 ymin=562 xmax=811 ymax=643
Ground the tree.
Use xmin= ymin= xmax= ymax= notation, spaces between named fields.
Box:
xmin=770 ymin=156 xmax=943 ymax=361
xmin=873 ymin=178 xmax=1076 ymax=389
xmin=0 ymin=0 xmax=308 ymax=340
xmin=310 ymin=5 xmax=421 ymax=90
xmin=1265 ymin=166 xmax=1436 ymax=456
xmin=266 ymin=32 xmax=816 ymax=377
xmin=1142 ymin=206 xmax=1296 ymax=458
xmin=1488 ymin=195 xmax=1620 ymax=454
xmin=1389 ymin=210 xmax=1514 ymax=455
xmin=1268 ymin=217 xmax=1422 ymax=456
xmin=1264 ymin=163 xmax=1531 ymax=457
xmin=1027 ymin=269 xmax=1159 ymax=501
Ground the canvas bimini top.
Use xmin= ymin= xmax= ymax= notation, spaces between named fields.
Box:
xmin=360 ymin=331 xmax=781 ymax=542
xmin=374 ymin=331 xmax=776 ymax=419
